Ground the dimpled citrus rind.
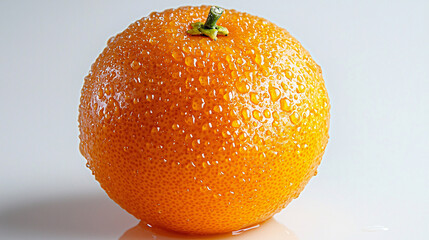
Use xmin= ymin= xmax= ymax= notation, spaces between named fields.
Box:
xmin=79 ymin=5 xmax=329 ymax=234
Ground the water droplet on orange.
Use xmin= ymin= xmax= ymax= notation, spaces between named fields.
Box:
xmin=222 ymin=130 xmax=231 ymax=138
xmin=239 ymin=146 xmax=246 ymax=153
xmin=223 ymin=92 xmax=231 ymax=101
xmin=185 ymin=134 xmax=193 ymax=141
xmin=202 ymin=122 xmax=212 ymax=131
xmin=281 ymin=82 xmax=288 ymax=91
xmin=172 ymin=50 xmax=182 ymax=61
xmin=285 ymin=70 xmax=294 ymax=79
xmin=185 ymin=56 xmax=193 ymax=66
xmin=151 ymin=127 xmax=160 ymax=134
xmin=272 ymin=121 xmax=280 ymax=127
xmin=297 ymin=83 xmax=306 ymax=93
xmin=213 ymin=105 xmax=222 ymax=113
xmin=272 ymin=111 xmax=279 ymax=120
xmin=280 ymin=98 xmax=293 ymax=112
xmin=290 ymin=112 xmax=300 ymax=124
xmin=241 ymin=108 xmax=251 ymax=121
xmin=235 ymin=81 xmax=250 ymax=94
xmin=268 ymin=86 xmax=281 ymax=102
xmin=199 ymin=76 xmax=209 ymax=86
xmin=232 ymin=120 xmax=241 ymax=128
xmin=238 ymin=132 xmax=247 ymax=140
xmin=263 ymin=109 xmax=271 ymax=118
xmin=192 ymin=139 xmax=201 ymax=148
xmin=252 ymin=110 xmax=263 ymax=121
xmin=255 ymin=54 xmax=264 ymax=65
xmin=249 ymin=92 xmax=259 ymax=104
xmin=130 ymin=60 xmax=141 ymax=70
xmin=192 ymin=97 xmax=205 ymax=110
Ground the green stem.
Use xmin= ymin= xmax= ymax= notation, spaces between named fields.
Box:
xmin=187 ymin=6 xmax=229 ymax=41
xmin=204 ymin=6 xmax=224 ymax=29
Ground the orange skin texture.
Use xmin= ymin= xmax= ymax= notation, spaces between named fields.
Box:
xmin=79 ymin=6 xmax=330 ymax=234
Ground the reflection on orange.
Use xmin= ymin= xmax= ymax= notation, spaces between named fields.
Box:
xmin=119 ymin=218 xmax=299 ymax=240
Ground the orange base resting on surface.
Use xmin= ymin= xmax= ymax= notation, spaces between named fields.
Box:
xmin=119 ymin=218 xmax=299 ymax=239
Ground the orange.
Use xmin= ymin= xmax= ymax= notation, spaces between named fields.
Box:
xmin=79 ymin=5 xmax=330 ymax=235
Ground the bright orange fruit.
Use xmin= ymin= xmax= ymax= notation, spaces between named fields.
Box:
xmin=79 ymin=5 xmax=330 ymax=234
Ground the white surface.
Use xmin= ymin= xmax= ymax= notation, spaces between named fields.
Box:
xmin=0 ymin=0 xmax=428 ymax=239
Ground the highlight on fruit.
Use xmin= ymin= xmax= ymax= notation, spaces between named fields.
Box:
xmin=78 ymin=5 xmax=330 ymax=235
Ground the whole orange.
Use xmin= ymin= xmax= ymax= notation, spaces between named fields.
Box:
xmin=79 ymin=5 xmax=330 ymax=234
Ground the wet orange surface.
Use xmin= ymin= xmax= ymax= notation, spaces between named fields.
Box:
xmin=79 ymin=5 xmax=330 ymax=234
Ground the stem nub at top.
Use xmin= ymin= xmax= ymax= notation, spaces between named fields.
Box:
xmin=187 ymin=6 xmax=229 ymax=41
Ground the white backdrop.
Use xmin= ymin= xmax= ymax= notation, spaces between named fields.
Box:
xmin=0 ymin=0 xmax=428 ymax=239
